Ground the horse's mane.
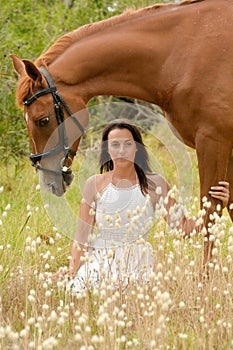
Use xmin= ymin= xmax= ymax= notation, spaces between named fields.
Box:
xmin=16 ymin=0 xmax=204 ymax=107
xmin=36 ymin=0 xmax=203 ymax=67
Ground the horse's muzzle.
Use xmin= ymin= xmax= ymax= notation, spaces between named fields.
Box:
xmin=45 ymin=170 xmax=74 ymax=197
xmin=62 ymin=169 xmax=74 ymax=187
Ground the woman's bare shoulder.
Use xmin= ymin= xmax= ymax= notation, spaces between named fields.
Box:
xmin=83 ymin=173 xmax=112 ymax=194
xmin=147 ymin=173 xmax=167 ymax=186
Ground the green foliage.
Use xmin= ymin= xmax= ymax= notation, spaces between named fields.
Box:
xmin=0 ymin=0 xmax=163 ymax=165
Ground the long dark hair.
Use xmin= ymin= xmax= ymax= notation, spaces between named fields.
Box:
xmin=99 ymin=119 xmax=152 ymax=194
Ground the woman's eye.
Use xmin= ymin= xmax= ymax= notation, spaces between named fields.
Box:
xmin=37 ymin=117 xmax=50 ymax=127
xmin=111 ymin=142 xmax=119 ymax=148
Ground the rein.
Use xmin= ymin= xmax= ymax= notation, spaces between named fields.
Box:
xmin=23 ymin=67 xmax=84 ymax=176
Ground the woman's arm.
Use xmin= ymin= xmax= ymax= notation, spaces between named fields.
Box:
xmin=149 ymin=174 xmax=230 ymax=237
xmin=181 ymin=181 xmax=230 ymax=237
xmin=68 ymin=176 xmax=96 ymax=277
xmin=170 ymin=181 xmax=230 ymax=238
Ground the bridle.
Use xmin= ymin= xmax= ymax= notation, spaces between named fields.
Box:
xmin=23 ymin=67 xmax=85 ymax=177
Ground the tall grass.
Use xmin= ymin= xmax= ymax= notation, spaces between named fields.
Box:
xmin=0 ymin=144 xmax=232 ymax=350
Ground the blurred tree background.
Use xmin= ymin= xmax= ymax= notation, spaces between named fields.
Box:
xmin=0 ymin=0 xmax=167 ymax=165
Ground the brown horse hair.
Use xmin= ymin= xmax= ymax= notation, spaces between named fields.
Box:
xmin=15 ymin=0 xmax=203 ymax=107
xmin=36 ymin=0 xmax=203 ymax=68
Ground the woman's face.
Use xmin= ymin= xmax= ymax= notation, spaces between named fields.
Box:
xmin=107 ymin=128 xmax=137 ymax=167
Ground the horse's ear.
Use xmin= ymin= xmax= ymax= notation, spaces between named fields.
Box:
xmin=10 ymin=54 xmax=26 ymax=76
xmin=10 ymin=54 xmax=43 ymax=83
xmin=22 ymin=59 xmax=43 ymax=83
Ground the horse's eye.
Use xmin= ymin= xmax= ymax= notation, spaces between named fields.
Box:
xmin=37 ymin=117 xmax=50 ymax=127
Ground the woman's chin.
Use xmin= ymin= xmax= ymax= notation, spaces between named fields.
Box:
xmin=114 ymin=158 xmax=133 ymax=166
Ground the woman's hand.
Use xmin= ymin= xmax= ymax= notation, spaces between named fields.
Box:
xmin=209 ymin=181 xmax=230 ymax=208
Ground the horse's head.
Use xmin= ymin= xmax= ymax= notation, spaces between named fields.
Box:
xmin=10 ymin=54 xmax=89 ymax=196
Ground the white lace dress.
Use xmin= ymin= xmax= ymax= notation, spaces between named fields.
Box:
xmin=68 ymin=183 xmax=155 ymax=293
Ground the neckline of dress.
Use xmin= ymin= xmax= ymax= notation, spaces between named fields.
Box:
xmin=109 ymin=182 xmax=139 ymax=191
xmin=98 ymin=182 xmax=140 ymax=198
xmin=110 ymin=171 xmax=138 ymax=189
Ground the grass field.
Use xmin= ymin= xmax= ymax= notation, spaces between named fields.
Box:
xmin=0 ymin=130 xmax=233 ymax=350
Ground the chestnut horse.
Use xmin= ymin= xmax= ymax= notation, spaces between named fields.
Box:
xmin=11 ymin=0 xmax=233 ymax=265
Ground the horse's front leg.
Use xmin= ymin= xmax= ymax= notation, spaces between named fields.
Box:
xmin=226 ymin=152 xmax=233 ymax=221
xmin=195 ymin=133 xmax=232 ymax=267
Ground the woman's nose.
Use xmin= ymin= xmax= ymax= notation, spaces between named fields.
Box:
xmin=119 ymin=144 xmax=125 ymax=154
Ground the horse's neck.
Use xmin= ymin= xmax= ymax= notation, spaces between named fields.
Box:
xmin=49 ymin=9 xmax=183 ymax=107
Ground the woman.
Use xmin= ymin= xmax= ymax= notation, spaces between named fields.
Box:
xmin=67 ymin=119 xmax=229 ymax=292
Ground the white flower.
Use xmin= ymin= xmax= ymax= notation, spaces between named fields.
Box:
xmin=74 ymin=333 xmax=82 ymax=342
xmin=222 ymin=266 xmax=228 ymax=274
xmin=179 ymin=333 xmax=188 ymax=339
xmin=49 ymin=238 xmax=55 ymax=245
xmin=50 ymin=310 xmax=58 ymax=322
xmin=36 ymin=236 xmax=41 ymax=245
xmin=155 ymin=186 xmax=162 ymax=195
xmin=203 ymin=200 xmax=211 ymax=208
xmin=209 ymin=235 xmax=215 ymax=242
xmin=126 ymin=209 xmax=131 ymax=218
xmin=26 ymin=236 xmax=31 ymax=244
xmin=28 ymin=295 xmax=36 ymax=303
xmin=89 ymin=208 xmax=95 ymax=216
xmin=42 ymin=337 xmax=58 ymax=348
xmin=179 ymin=301 xmax=185 ymax=308
xmin=45 ymin=291 xmax=51 ymax=297
xmin=5 ymin=204 xmax=11 ymax=211
xmin=55 ymin=232 xmax=61 ymax=240
xmin=199 ymin=316 xmax=205 ymax=323
xmin=20 ymin=328 xmax=29 ymax=338
xmin=212 ymin=248 xmax=218 ymax=256
xmin=42 ymin=304 xmax=49 ymax=311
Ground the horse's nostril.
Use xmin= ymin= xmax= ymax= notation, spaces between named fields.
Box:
xmin=63 ymin=171 xmax=74 ymax=186
xmin=48 ymin=183 xmax=56 ymax=194
xmin=47 ymin=182 xmax=66 ymax=196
